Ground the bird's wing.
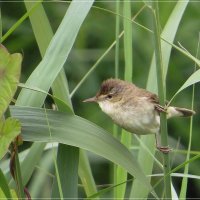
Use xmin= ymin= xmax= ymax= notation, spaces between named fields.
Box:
xmin=136 ymin=87 xmax=167 ymax=113
xmin=147 ymin=93 xmax=167 ymax=113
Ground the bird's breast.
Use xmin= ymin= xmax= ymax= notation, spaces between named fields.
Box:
xmin=98 ymin=100 xmax=160 ymax=135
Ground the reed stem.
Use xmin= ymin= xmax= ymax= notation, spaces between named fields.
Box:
xmin=151 ymin=2 xmax=172 ymax=198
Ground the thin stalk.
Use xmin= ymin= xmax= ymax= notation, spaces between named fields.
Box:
xmin=14 ymin=150 xmax=26 ymax=199
xmin=10 ymin=142 xmax=26 ymax=199
xmin=153 ymin=154 xmax=200 ymax=192
xmin=179 ymin=68 xmax=195 ymax=199
xmin=114 ymin=1 xmax=133 ymax=199
xmin=179 ymin=33 xmax=200 ymax=199
xmin=123 ymin=1 xmax=133 ymax=82
xmin=95 ymin=3 xmax=200 ymax=68
xmin=92 ymin=5 xmax=151 ymax=33
xmin=6 ymin=107 xmax=25 ymax=199
xmin=2 ymin=0 xmax=42 ymax=42
xmin=113 ymin=1 xmax=121 ymax=198
xmin=0 ymin=9 xmax=2 ymax=42
xmin=151 ymin=2 xmax=172 ymax=199
xmin=44 ymin=107 xmax=64 ymax=200
xmin=115 ymin=0 xmax=120 ymax=79
xmin=0 ymin=168 xmax=12 ymax=199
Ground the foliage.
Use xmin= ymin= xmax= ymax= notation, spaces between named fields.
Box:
xmin=0 ymin=1 xmax=200 ymax=199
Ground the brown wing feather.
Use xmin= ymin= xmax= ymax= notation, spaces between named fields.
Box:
xmin=137 ymin=89 xmax=167 ymax=113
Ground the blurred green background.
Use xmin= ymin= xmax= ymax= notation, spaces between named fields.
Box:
xmin=1 ymin=1 xmax=200 ymax=198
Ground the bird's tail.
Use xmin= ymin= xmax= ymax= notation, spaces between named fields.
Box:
xmin=167 ymin=106 xmax=195 ymax=119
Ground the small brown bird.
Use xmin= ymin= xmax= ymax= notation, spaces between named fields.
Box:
xmin=83 ymin=78 xmax=195 ymax=153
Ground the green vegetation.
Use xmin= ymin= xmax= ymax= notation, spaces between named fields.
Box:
xmin=0 ymin=1 xmax=200 ymax=199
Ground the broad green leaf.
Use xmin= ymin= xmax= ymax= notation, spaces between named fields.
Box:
xmin=0 ymin=45 xmax=22 ymax=117
xmin=10 ymin=105 xmax=154 ymax=194
xmin=28 ymin=148 xmax=54 ymax=198
xmin=11 ymin=1 xmax=54 ymax=194
xmin=0 ymin=118 xmax=21 ymax=159
xmin=24 ymin=0 xmax=95 ymax=198
xmin=169 ymin=69 xmax=200 ymax=105
xmin=0 ymin=168 xmax=12 ymax=199
xmin=51 ymin=145 xmax=79 ymax=199
xmin=17 ymin=1 xmax=95 ymax=198
xmin=24 ymin=1 xmax=77 ymax=198
xmin=0 ymin=188 xmax=18 ymax=200
xmin=18 ymin=83 xmax=73 ymax=114
xmin=17 ymin=0 xmax=94 ymax=107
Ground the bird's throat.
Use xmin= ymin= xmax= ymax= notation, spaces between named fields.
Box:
xmin=98 ymin=101 xmax=116 ymax=115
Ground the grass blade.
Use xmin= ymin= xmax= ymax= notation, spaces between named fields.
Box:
xmin=20 ymin=1 xmax=96 ymax=198
xmin=147 ymin=0 xmax=189 ymax=93
xmin=20 ymin=2 xmax=55 ymax=195
xmin=79 ymin=151 xmax=97 ymax=197
xmin=2 ymin=1 xmax=42 ymax=43
xmin=51 ymin=145 xmax=79 ymax=199
xmin=88 ymin=179 xmax=133 ymax=199
xmin=113 ymin=0 xmax=121 ymax=198
xmin=115 ymin=0 xmax=120 ymax=79
xmin=169 ymin=69 xmax=200 ymax=105
xmin=179 ymin=34 xmax=200 ymax=199
xmin=0 ymin=9 xmax=2 ymax=42
xmin=11 ymin=143 xmax=46 ymax=187
xmin=123 ymin=1 xmax=133 ymax=81
xmin=24 ymin=0 xmax=52 ymax=56
xmin=152 ymin=2 xmax=171 ymax=198
xmin=0 ymin=168 xmax=12 ymax=199
xmin=12 ymin=146 xmax=26 ymax=199
xmin=10 ymin=105 xmax=155 ymax=196
xmin=114 ymin=1 xmax=133 ymax=199
xmin=17 ymin=0 xmax=94 ymax=107
xmin=28 ymin=149 xmax=53 ymax=198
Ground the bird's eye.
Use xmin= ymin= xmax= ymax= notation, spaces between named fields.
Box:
xmin=106 ymin=94 xmax=112 ymax=99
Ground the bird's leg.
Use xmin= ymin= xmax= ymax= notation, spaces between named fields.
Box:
xmin=155 ymin=132 xmax=172 ymax=154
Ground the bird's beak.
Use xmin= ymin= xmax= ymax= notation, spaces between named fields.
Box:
xmin=83 ymin=96 xmax=97 ymax=103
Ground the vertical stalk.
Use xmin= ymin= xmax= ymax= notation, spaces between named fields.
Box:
xmin=179 ymin=34 xmax=199 ymax=199
xmin=10 ymin=143 xmax=26 ymax=199
xmin=113 ymin=0 xmax=121 ymax=198
xmin=123 ymin=1 xmax=133 ymax=82
xmin=114 ymin=1 xmax=133 ymax=199
xmin=6 ymin=108 xmax=25 ymax=199
xmin=115 ymin=0 xmax=120 ymax=79
xmin=151 ymin=2 xmax=172 ymax=199
xmin=0 ymin=9 xmax=2 ymax=42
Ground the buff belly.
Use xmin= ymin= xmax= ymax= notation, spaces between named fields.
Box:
xmin=99 ymin=100 xmax=160 ymax=135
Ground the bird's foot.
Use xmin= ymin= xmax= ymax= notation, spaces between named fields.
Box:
xmin=157 ymin=146 xmax=172 ymax=154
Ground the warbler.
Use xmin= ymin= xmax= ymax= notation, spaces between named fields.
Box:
xmin=83 ymin=78 xmax=195 ymax=153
